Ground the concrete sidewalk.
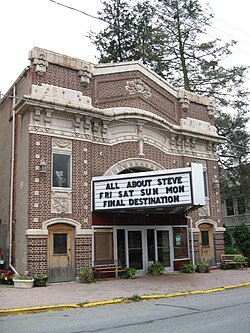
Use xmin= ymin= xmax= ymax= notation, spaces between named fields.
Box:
xmin=1 ymin=269 xmax=250 ymax=316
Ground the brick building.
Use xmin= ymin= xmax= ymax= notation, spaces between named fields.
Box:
xmin=0 ymin=47 xmax=225 ymax=282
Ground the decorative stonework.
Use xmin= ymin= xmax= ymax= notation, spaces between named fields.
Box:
xmin=52 ymin=139 xmax=72 ymax=152
xmin=207 ymin=102 xmax=215 ymax=118
xmin=180 ymin=117 xmax=217 ymax=136
xmin=125 ymin=79 xmax=151 ymax=98
xmin=30 ymin=52 xmax=49 ymax=76
xmin=79 ymin=66 xmax=92 ymax=87
xmin=137 ymin=125 xmax=145 ymax=157
xmin=104 ymin=158 xmax=163 ymax=176
xmin=198 ymin=198 xmax=210 ymax=217
xmin=51 ymin=191 xmax=72 ymax=214
xmin=179 ymin=96 xmax=190 ymax=112
xmin=30 ymin=84 xmax=92 ymax=108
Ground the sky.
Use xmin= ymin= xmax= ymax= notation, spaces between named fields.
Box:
xmin=1 ymin=0 xmax=250 ymax=95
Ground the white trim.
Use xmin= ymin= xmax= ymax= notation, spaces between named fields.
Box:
xmin=194 ymin=218 xmax=225 ymax=232
xmin=25 ymin=218 xmax=92 ymax=238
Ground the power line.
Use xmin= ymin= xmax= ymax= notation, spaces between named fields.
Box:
xmin=49 ymin=0 xmax=107 ymax=23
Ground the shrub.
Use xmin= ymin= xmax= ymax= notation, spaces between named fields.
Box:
xmin=224 ymin=246 xmax=241 ymax=254
xmin=79 ymin=268 xmax=94 ymax=283
xmin=233 ymin=223 xmax=250 ymax=258
xmin=196 ymin=260 xmax=210 ymax=273
xmin=180 ymin=263 xmax=195 ymax=273
xmin=122 ymin=267 xmax=137 ymax=279
xmin=148 ymin=261 xmax=164 ymax=275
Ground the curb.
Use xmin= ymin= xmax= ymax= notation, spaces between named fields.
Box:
xmin=1 ymin=282 xmax=250 ymax=317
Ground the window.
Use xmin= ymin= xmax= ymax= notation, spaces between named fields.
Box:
xmin=52 ymin=154 xmax=71 ymax=188
xmin=201 ymin=231 xmax=209 ymax=246
xmin=173 ymin=227 xmax=188 ymax=259
xmin=53 ymin=233 xmax=67 ymax=254
xmin=225 ymin=198 xmax=234 ymax=216
xmin=95 ymin=230 xmax=113 ymax=261
xmin=237 ymin=196 xmax=246 ymax=215
xmin=203 ymin=171 xmax=208 ymax=197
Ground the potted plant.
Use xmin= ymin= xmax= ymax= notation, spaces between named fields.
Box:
xmin=34 ymin=273 xmax=48 ymax=287
xmin=148 ymin=261 xmax=164 ymax=275
xmin=123 ymin=267 xmax=137 ymax=279
xmin=12 ymin=273 xmax=34 ymax=288
xmin=180 ymin=263 xmax=195 ymax=273
xmin=79 ymin=267 xmax=94 ymax=283
xmin=196 ymin=259 xmax=210 ymax=273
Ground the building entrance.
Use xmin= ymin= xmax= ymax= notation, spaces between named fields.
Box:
xmin=115 ymin=227 xmax=173 ymax=273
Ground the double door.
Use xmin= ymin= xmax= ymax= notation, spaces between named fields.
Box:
xmin=116 ymin=228 xmax=172 ymax=273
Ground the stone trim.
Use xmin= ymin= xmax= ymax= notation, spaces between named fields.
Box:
xmin=193 ymin=218 xmax=226 ymax=232
xmin=104 ymin=158 xmax=164 ymax=175
xmin=25 ymin=218 xmax=92 ymax=238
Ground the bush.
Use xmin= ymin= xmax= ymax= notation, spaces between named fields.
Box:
xmin=79 ymin=268 xmax=94 ymax=283
xmin=224 ymin=246 xmax=241 ymax=254
xmin=120 ymin=267 xmax=137 ymax=279
xmin=196 ymin=260 xmax=210 ymax=273
xmin=180 ymin=263 xmax=195 ymax=273
xmin=148 ymin=261 xmax=164 ymax=275
xmin=233 ymin=223 xmax=250 ymax=258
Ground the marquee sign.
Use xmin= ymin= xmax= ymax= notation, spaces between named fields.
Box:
xmin=92 ymin=163 xmax=205 ymax=211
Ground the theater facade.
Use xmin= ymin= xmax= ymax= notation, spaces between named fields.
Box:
xmin=0 ymin=47 xmax=225 ymax=282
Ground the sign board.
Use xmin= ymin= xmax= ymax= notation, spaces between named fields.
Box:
xmin=92 ymin=163 xmax=205 ymax=211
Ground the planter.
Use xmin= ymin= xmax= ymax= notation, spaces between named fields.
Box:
xmin=0 ymin=259 xmax=5 ymax=265
xmin=34 ymin=278 xmax=47 ymax=287
xmin=13 ymin=278 xmax=34 ymax=289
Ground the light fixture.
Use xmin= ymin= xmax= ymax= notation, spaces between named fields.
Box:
xmin=39 ymin=160 xmax=47 ymax=173
xmin=212 ymin=179 xmax=220 ymax=189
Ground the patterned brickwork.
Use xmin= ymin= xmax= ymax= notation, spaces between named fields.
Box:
xmin=75 ymin=236 xmax=92 ymax=273
xmin=27 ymin=238 xmax=47 ymax=275
xmin=214 ymin=232 xmax=225 ymax=263
xmin=28 ymin=134 xmax=52 ymax=228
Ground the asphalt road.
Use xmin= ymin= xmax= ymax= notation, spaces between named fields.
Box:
xmin=1 ymin=287 xmax=250 ymax=333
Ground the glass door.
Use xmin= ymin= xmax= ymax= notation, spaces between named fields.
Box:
xmin=128 ymin=231 xmax=143 ymax=270
xmin=157 ymin=230 xmax=170 ymax=268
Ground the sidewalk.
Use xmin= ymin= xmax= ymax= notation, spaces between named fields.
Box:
xmin=1 ymin=269 xmax=250 ymax=315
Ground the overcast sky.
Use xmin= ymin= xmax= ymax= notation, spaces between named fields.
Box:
xmin=1 ymin=0 xmax=250 ymax=95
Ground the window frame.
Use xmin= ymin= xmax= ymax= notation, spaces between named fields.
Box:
xmin=173 ymin=226 xmax=189 ymax=260
xmin=52 ymin=152 xmax=72 ymax=190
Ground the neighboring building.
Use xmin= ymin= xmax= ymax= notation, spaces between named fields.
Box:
xmin=0 ymin=47 xmax=225 ymax=282
xmin=222 ymin=194 xmax=250 ymax=233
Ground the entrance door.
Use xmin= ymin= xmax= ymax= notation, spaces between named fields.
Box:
xmin=157 ymin=230 xmax=171 ymax=268
xmin=48 ymin=223 xmax=75 ymax=282
xmin=199 ymin=223 xmax=214 ymax=265
xmin=128 ymin=231 xmax=143 ymax=270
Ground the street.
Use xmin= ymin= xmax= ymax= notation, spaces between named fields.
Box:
xmin=1 ymin=287 xmax=250 ymax=333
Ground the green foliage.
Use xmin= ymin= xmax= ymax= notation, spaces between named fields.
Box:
xmin=223 ymin=225 xmax=232 ymax=247
xmin=224 ymin=246 xmax=241 ymax=254
xmin=122 ymin=267 xmax=137 ymax=279
xmin=232 ymin=224 xmax=250 ymax=257
xmin=196 ymin=260 xmax=210 ymax=273
xmin=79 ymin=268 xmax=94 ymax=283
xmin=33 ymin=273 xmax=48 ymax=279
xmin=13 ymin=274 xmax=34 ymax=280
xmin=233 ymin=255 xmax=248 ymax=269
xmin=180 ymin=263 xmax=195 ymax=273
xmin=130 ymin=294 xmax=141 ymax=302
xmin=148 ymin=261 xmax=164 ymax=275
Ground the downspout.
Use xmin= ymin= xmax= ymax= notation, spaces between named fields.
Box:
xmin=9 ymin=84 xmax=19 ymax=274
xmin=186 ymin=215 xmax=195 ymax=266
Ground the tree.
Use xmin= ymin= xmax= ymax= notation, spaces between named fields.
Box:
xmin=87 ymin=0 xmax=164 ymax=68
xmin=88 ymin=0 xmax=250 ymax=199
xmin=232 ymin=224 xmax=250 ymax=258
